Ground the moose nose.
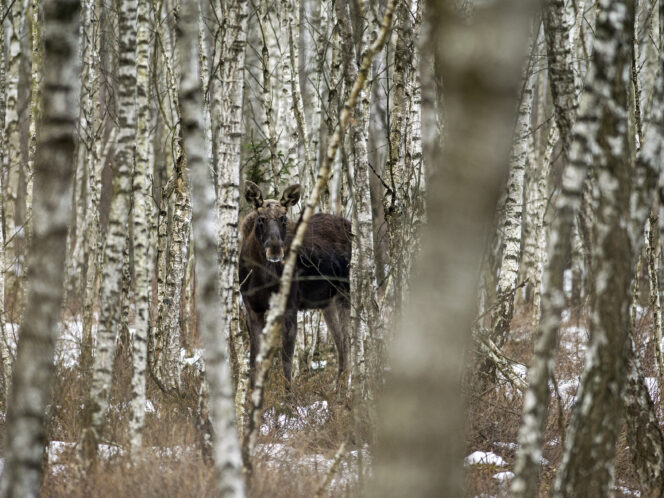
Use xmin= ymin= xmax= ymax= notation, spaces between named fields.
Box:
xmin=265 ymin=244 xmax=284 ymax=263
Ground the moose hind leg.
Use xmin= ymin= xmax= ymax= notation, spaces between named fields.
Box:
xmin=323 ymin=298 xmax=349 ymax=386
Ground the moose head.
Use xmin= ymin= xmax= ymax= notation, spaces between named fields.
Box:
xmin=244 ymin=181 xmax=301 ymax=264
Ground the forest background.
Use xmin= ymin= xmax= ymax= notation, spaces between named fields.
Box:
xmin=0 ymin=0 xmax=662 ymax=497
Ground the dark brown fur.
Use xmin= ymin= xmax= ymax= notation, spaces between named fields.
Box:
xmin=239 ymin=182 xmax=351 ymax=386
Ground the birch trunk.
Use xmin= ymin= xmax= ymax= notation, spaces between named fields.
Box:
xmin=489 ymin=38 xmax=537 ymax=348
xmin=400 ymin=0 xmax=425 ymax=306
xmin=212 ymin=0 xmax=250 ymax=431
xmin=383 ymin=1 xmax=414 ymax=310
xmin=647 ymin=215 xmax=664 ymax=396
xmin=345 ymin=3 xmax=380 ymax=399
xmin=371 ymin=0 xmax=534 ymax=494
xmin=551 ymin=1 xmax=635 ymax=494
xmin=177 ymin=1 xmax=245 ymax=494
xmin=325 ymin=23 xmax=342 ymax=213
xmin=2 ymin=3 xmax=23 ymax=266
xmin=0 ymin=0 xmax=9 ymax=405
xmin=256 ymin=1 xmax=279 ymax=192
xmin=80 ymin=0 xmax=138 ymax=460
xmin=0 ymin=0 xmax=80 ymax=494
xmin=278 ymin=0 xmax=298 ymax=182
xmin=510 ymin=0 xmax=586 ymax=492
xmin=543 ymin=0 xmax=582 ymax=153
xmin=154 ymin=2 xmax=190 ymax=391
xmin=80 ymin=0 xmax=104 ymax=382
xmin=26 ymin=0 xmax=41 ymax=244
xmin=128 ymin=0 xmax=153 ymax=454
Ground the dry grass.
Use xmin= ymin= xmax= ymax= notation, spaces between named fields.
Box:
xmin=464 ymin=300 xmax=649 ymax=497
xmin=25 ymin=328 xmax=364 ymax=498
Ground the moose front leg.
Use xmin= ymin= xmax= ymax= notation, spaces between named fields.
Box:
xmin=244 ymin=304 xmax=265 ymax=388
xmin=280 ymin=310 xmax=298 ymax=388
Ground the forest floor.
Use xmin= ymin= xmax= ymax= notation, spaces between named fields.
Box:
xmin=465 ymin=302 xmax=653 ymax=497
xmin=0 ymin=314 xmax=366 ymax=497
xmin=0 ymin=299 xmax=657 ymax=496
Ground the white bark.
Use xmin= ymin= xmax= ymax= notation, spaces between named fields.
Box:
xmin=347 ymin=5 xmax=380 ymax=398
xmin=211 ymin=0 xmax=250 ymax=432
xmin=26 ymin=0 xmax=41 ymax=243
xmin=81 ymin=0 xmax=138 ymax=460
xmin=490 ymin=37 xmax=537 ymax=347
xmin=128 ymin=0 xmax=153 ymax=454
xmin=0 ymin=0 xmax=9 ymax=406
xmin=551 ymin=0 xmax=635 ymax=493
xmin=2 ymin=3 xmax=23 ymax=262
xmin=177 ymin=0 xmax=246 ymax=494
xmin=154 ymin=2 xmax=190 ymax=392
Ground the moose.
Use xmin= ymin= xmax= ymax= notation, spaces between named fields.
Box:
xmin=239 ymin=181 xmax=352 ymax=388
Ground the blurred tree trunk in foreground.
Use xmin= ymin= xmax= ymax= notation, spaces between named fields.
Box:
xmin=0 ymin=0 xmax=80 ymax=495
xmin=370 ymin=0 xmax=535 ymax=495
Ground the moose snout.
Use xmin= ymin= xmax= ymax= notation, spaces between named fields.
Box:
xmin=265 ymin=243 xmax=285 ymax=263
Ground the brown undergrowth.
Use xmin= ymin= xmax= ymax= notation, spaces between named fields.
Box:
xmin=27 ymin=323 xmax=363 ymax=498
xmin=465 ymin=301 xmax=648 ymax=497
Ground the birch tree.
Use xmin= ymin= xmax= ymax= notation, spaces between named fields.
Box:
xmin=127 ymin=0 xmax=153 ymax=454
xmin=0 ymin=0 xmax=80 ymax=494
xmin=2 ymin=2 xmax=23 ymax=266
xmin=177 ymin=0 xmax=245 ymax=494
xmin=511 ymin=0 xmax=586 ymax=490
xmin=370 ymin=0 xmax=535 ymax=494
xmin=341 ymin=0 xmax=380 ymax=398
xmin=550 ymin=1 xmax=635 ymax=494
xmin=489 ymin=32 xmax=538 ymax=349
xmin=80 ymin=0 xmax=138 ymax=460
xmin=154 ymin=0 xmax=191 ymax=392
xmin=79 ymin=0 xmax=105 ymax=382
xmin=0 ymin=0 xmax=9 ymax=406
xmin=212 ymin=0 xmax=250 ymax=429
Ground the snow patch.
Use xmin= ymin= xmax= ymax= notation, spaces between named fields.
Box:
xmin=145 ymin=400 xmax=156 ymax=413
xmin=644 ymin=377 xmax=660 ymax=401
xmin=260 ymin=401 xmax=329 ymax=438
xmin=493 ymin=471 xmax=514 ymax=482
xmin=311 ymin=359 xmax=327 ymax=370
xmin=464 ymin=451 xmax=507 ymax=467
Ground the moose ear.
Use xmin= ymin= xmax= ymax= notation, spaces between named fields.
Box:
xmin=280 ymin=184 xmax=301 ymax=208
xmin=245 ymin=181 xmax=264 ymax=208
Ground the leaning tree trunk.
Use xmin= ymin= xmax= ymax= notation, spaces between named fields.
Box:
xmin=0 ymin=0 xmax=80 ymax=495
xmin=177 ymin=0 xmax=246 ymax=495
xmin=550 ymin=0 xmax=635 ymax=495
xmin=370 ymin=0 xmax=535 ymax=495
xmin=80 ymin=0 xmax=138 ymax=461
xmin=488 ymin=34 xmax=537 ymax=349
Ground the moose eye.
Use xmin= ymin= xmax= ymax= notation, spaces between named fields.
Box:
xmin=256 ymin=217 xmax=265 ymax=227
xmin=281 ymin=216 xmax=288 ymax=225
